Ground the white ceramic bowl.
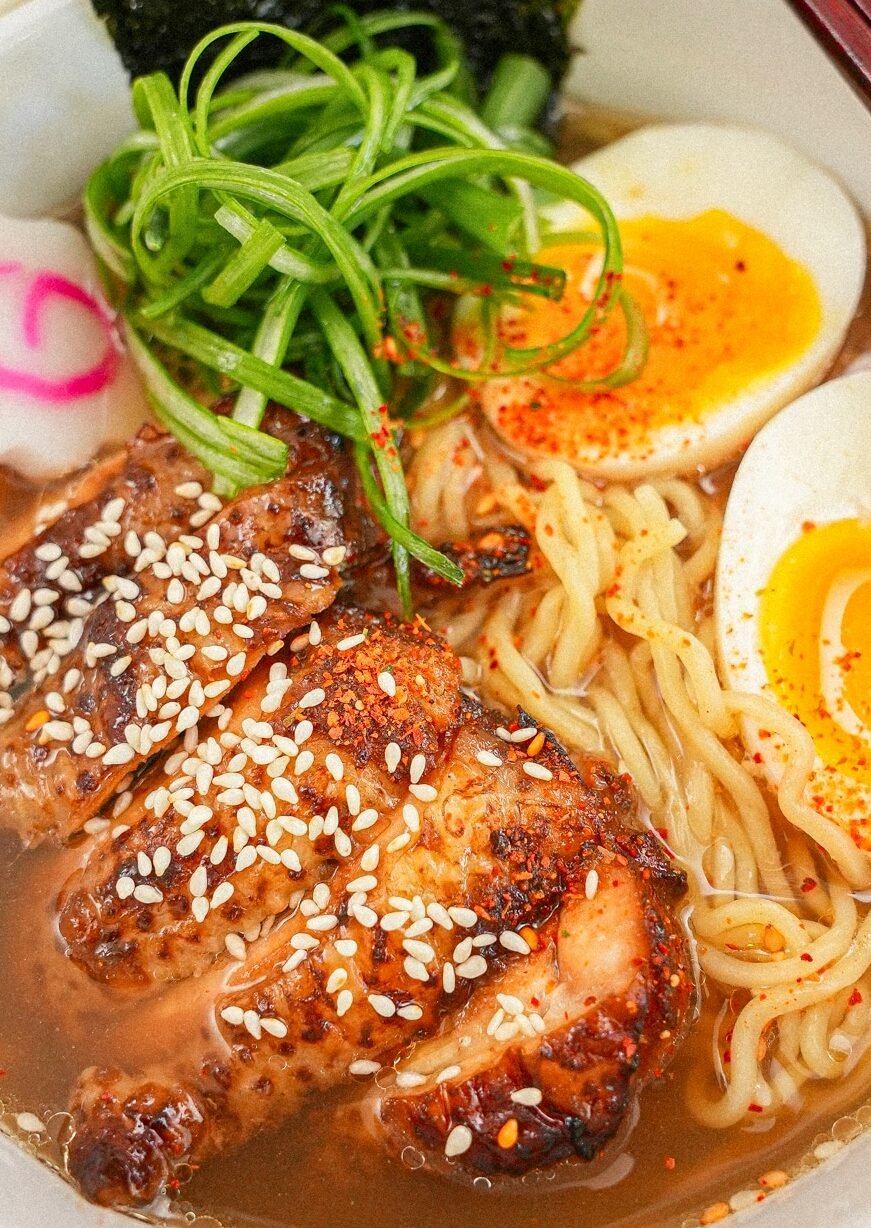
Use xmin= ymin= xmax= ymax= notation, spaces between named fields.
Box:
xmin=1 ymin=1 xmax=870 ymax=1224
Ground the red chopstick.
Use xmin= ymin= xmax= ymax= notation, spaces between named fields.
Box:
xmin=785 ymin=0 xmax=871 ymax=104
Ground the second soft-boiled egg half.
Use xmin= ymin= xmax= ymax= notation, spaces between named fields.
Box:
xmin=470 ymin=124 xmax=864 ymax=480
xmin=716 ymin=371 xmax=871 ymax=848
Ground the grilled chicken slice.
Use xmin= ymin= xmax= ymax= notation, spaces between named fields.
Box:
xmin=376 ymin=861 xmax=691 ymax=1176
xmin=58 ymin=609 xmax=462 ymax=987
xmin=66 ymin=623 xmax=679 ymax=1208
xmin=0 ymin=417 xmax=369 ymax=846
xmin=0 ymin=426 xmax=211 ymax=721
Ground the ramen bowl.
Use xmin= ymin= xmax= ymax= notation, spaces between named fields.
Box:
xmin=0 ymin=1 xmax=870 ymax=1225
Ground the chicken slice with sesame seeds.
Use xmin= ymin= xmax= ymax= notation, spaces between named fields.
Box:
xmin=64 ymin=655 xmax=691 ymax=1209
xmin=0 ymin=425 xmax=211 ymax=719
xmin=57 ymin=609 xmax=464 ymax=987
xmin=0 ymin=417 xmax=371 ymax=846
xmin=375 ymin=859 xmax=692 ymax=1177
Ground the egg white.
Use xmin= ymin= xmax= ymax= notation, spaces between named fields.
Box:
xmin=479 ymin=123 xmax=865 ymax=480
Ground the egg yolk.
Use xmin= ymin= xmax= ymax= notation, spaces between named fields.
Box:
xmin=479 ymin=209 xmax=821 ymax=465
xmin=760 ymin=519 xmax=871 ymax=812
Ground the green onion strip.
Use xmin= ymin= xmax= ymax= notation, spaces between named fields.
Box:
xmin=85 ymin=10 xmax=645 ymax=615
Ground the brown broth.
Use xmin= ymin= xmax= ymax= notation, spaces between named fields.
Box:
xmin=1 ymin=105 xmax=871 ymax=1228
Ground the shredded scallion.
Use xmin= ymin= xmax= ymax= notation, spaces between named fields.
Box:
xmin=85 ymin=10 xmax=643 ymax=615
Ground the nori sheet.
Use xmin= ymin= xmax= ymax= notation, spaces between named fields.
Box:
xmin=90 ymin=0 xmax=578 ymax=90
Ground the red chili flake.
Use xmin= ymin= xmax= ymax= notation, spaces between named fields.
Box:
xmin=747 ymin=1103 xmax=764 ymax=1113
xmin=800 ymin=953 xmax=813 ymax=962
xmin=664 ymin=1156 xmax=676 ymax=1171
xmin=849 ymin=989 xmax=864 ymax=1006
xmin=800 ymin=877 xmax=817 ymax=893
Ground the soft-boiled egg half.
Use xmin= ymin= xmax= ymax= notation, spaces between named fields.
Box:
xmin=0 ymin=213 xmax=146 ymax=482
xmin=716 ymin=371 xmax=871 ymax=847
xmin=469 ymin=124 xmax=864 ymax=480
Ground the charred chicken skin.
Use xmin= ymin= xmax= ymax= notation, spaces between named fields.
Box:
xmin=1 ymin=424 xmax=693 ymax=1211
xmin=57 ymin=607 xmax=691 ymax=1207
xmin=0 ymin=413 xmax=373 ymax=846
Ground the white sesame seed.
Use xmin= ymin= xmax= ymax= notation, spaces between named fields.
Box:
xmin=347 ymin=875 xmax=378 ymax=893
xmin=345 ymin=784 xmax=361 ymax=816
xmin=499 ymin=930 xmax=531 ymax=955
xmin=103 ymin=743 xmax=136 ymax=766
xmin=326 ymin=969 xmax=348 ymax=994
xmin=380 ymin=911 xmax=410 ymax=932
xmin=110 ymin=654 xmax=132 ymax=678
xmin=153 ymin=846 xmax=172 ymax=877
xmin=15 ymin=1113 xmax=45 ymax=1135
xmin=227 ymin=652 xmax=247 ymax=677
xmin=384 ymin=742 xmax=401 ymax=773
xmin=349 ymin=1059 xmax=381 ymax=1076
xmin=261 ymin=1017 xmax=288 ymax=1039
xmin=299 ymin=687 xmax=325 ymax=710
xmin=9 ymin=590 xmax=32 ymax=622
xmin=456 ymin=955 xmax=488 ymax=980
xmin=272 ymin=778 xmax=298 ymax=803
xmin=324 ymin=753 xmax=344 ymax=781
xmin=511 ymin=1087 xmax=543 ymax=1107
xmin=336 ymin=990 xmax=354 ymax=1017
xmin=408 ymin=753 xmax=425 ymax=785
xmin=386 ymin=832 xmax=410 ymax=854
xmin=300 ymin=563 xmax=329 ymax=580
xmin=336 ymin=939 xmax=358 ymax=957
xmin=294 ymin=750 xmax=314 ymax=776
xmin=585 ymin=869 xmax=599 ymax=900
xmin=176 ymin=481 xmax=203 ymax=499
xmin=511 ymin=727 xmax=538 ymax=742
xmin=307 ymin=914 xmax=338 ymax=932
xmin=133 ymin=884 xmax=164 ymax=905
xmin=453 ymin=938 xmax=474 ymax=963
xmin=448 ymin=907 xmax=478 ymax=928
xmin=190 ymin=865 xmax=208 ymax=897
xmin=436 ymin=1065 xmax=462 ymax=1084
xmin=220 ymin=1005 xmax=244 ymax=1025
xmin=177 ymin=832 xmax=205 ymax=857
xmin=360 ymin=845 xmax=380 ymax=872
xmin=225 ymin=933 xmax=246 ymax=961
xmin=137 ymin=851 xmax=153 ymax=877
xmin=402 ymin=803 xmax=420 ymax=833
xmin=368 ymin=993 xmax=397 ymax=1018
xmin=243 ymin=1009 xmax=262 ymax=1039
xmin=322 ymin=545 xmax=347 ymax=566
xmin=282 ymin=950 xmax=308 ymax=973
xmin=289 ymin=543 xmax=317 ymax=562
xmin=409 ymin=783 xmax=437 ymax=803
xmin=396 ymin=1071 xmax=427 ymax=1089
xmin=116 ymin=875 xmax=135 ymax=900
xmin=377 ymin=671 xmax=396 ymax=697
xmin=35 ymin=542 xmax=62 ymax=562
xmin=476 ymin=750 xmax=503 ymax=768
xmin=351 ymin=808 xmax=379 ymax=832
xmin=337 ymin=633 xmax=366 ymax=652
xmin=445 ymin=1125 xmax=473 ymax=1157
xmin=403 ymin=938 xmax=435 ymax=962
xmin=192 ymin=897 xmax=210 ymax=923
xmin=523 ymin=760 xmax=553 ymax=781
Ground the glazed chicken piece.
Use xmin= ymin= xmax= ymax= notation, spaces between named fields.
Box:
xmin=64 ymin=610 xmax=691 ymax=1208
xmin=58 ymin=610 xmax=462 ymax=987
xmin=0 ymin=415 xmax=371 ymax=846
xmin=377 ymin=860 xmax=690 ymax=1174
xmin=0 ymin=426 xmax=211 ymax=716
